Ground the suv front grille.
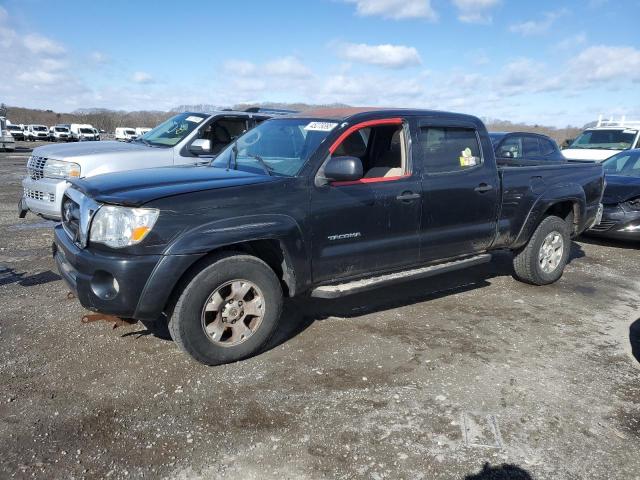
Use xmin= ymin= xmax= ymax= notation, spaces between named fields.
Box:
xmin=27 ymin=156 xmax=47 ymax=180
xmin=24 ymin=188 xmax=55 ymax=203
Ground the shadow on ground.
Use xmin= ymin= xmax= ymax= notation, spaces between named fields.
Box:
xmin=579 ymin=234 xmax=639 ymax=251
xmin=0 ymin=268 xmax=61 ymax=287
xmin=465 ymin=462 xmax=534 ymax=480
xmin=134 ymin=243 xmax=587 ymax=354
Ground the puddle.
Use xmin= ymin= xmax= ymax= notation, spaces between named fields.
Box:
xmin=9 ymin=221 xmax=58 ymax=230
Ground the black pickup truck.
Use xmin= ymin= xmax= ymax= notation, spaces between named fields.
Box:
xmin=53 ymin=109 xmax=604 ymax=365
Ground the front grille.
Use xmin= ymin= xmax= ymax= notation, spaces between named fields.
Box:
xmin=27 ymin=156 xmax=47 ymax=180
xmin=589 ymin=220 xmax=617 ymax=232
xmin=61 ymin=195 xmax=81 ymax=243
xmin=24 ymin=188 xmax=55 ymax=203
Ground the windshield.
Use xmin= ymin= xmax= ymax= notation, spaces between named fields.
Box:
xmin=34 ymin=126 xmax=47 ymax=131
xmin=7 ymin=125 xmax=20 ymax=131
xmin=569 ymin=129 xmax=637 ymax=150
xmin=125 ymin=130 xmax=136 ymax=135
xmin=603 ymin=151 xmax=640 ymax=177
xmin=55 ymin=127 xmax=68 ymax=132
xmin=137 ymin=113 xmax=207 ymax=147
xmin=80 ymin=128 xmax=93 ymax=134
xmin=211 ymin=118 xmax=336 ymax=177
xmin=489 ymin=133 xmax=506 ymax=145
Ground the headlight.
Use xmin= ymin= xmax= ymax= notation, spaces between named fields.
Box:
xmin=90 ymin=206 xmax=159 ymax=248
xmin=43 ymin=159 xmax=81 ymax=179
xmin=625 ymin=198 xmax=640 ymax=211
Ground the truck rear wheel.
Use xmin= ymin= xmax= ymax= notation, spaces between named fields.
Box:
xmin=513 ymin=215 xmax=570 ymax=285
xmin=168 ymin=253 xmax=283 ymax=365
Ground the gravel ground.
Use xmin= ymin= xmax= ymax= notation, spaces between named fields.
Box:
xmin=1 ymin=142 xmax=639 ymax=479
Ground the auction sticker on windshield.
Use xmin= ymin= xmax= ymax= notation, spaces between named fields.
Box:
xmin=305 ymin=122 xmax=338 ymax=132
xmin=186 ymin=116 xmax=204 ymax=123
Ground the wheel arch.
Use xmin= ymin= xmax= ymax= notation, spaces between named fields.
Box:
xmin=513 ymin=185 xmax=586 ymax=250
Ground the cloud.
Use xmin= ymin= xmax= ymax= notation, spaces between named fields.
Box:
xmin=264 ymin=56 xmax=311 ymax=77
xmin=452 ymin=0 xmax=500 ymax=24
xmin=23 ymin=33 xmax=65 ymax=55
xmin=343 ymin=0 xmax=437 ymax=20
xmin=131 ymin=71 xmax=154 ymax=84
xmin=89 ymin=51 xmax=110 ymax=64
xmin=556 ymin=33 xmax=587 ymax=50
xmin=338 ymin=42 xmax=422 ymax=69
xmin=223 ymin=59 xmax=256 ymax=76
xmin=509 ymin=9 xmax=567 ymax=36
xmin=568 ymin=45 xmax=640 ymax=83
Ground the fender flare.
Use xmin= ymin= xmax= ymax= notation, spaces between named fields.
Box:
xmin=164 ymin=213 xmax=310 ymax=295
xmin=513 ymin=183 xmax=586 ymax=250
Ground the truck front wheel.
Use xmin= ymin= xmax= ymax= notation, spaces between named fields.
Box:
xmin=512 ymin=215 xmax=570 ymax=285
xmin=168 ymin=253 xmax=283 ymax=365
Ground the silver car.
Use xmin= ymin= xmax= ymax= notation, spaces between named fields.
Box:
xmin=19 ymin=111 xmax=271 ymax=220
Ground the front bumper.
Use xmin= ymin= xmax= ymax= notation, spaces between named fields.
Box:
xmin=587 ymin=204 xmax=640 ymax=241
xmin=53 ymin=225 xmax=203 ymax=320
xmin=21 ymin=176 xmax=69 ymax=220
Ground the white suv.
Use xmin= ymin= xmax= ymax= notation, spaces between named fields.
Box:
xmin=563 ymin=117 xmax=640 ymax=162
xmin=19 ymin=110 xmax=271 ymax=220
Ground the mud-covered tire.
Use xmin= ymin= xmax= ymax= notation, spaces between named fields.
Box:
xmin=513 ymin=215 xmax=570 ymax=285
xmin=168 ymin=252 xmax=283 ymax=365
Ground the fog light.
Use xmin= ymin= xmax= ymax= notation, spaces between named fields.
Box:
xmin=90 ymin=271 xmax=120 ymax=300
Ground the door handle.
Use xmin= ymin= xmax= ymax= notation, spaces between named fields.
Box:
xmin=474 ymin=183 xmax=493 ymax=193
xmin=396 ymin=191 xmax=421 ymax=202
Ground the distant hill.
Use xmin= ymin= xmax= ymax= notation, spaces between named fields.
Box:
xmin=2 ymin=103 xmax=581 ymax=143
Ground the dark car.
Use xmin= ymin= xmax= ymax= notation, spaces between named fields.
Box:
xmin=53 ymin=108 xmax=604 ymax=365
xmin=490 ymin=132 xmax=565 ymax=166
xmin=587 ymin=149 xmax=640 ymax=240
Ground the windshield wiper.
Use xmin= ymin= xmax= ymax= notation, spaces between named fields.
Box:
xmin=136 ymin=138 xmax=152 ymax=147
xmin=246 ymin=153 xmax=273 ymax=176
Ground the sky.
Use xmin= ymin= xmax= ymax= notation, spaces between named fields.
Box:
xmin=0 ymin=0 xmax=639 ymax=127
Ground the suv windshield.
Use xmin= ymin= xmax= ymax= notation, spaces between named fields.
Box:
xmin=211 ymin=118 xmax=336 ymax=177
xmin=570 ymin=129 xmax=637 ymax=150
xmin=603 ymin=151 xmax=640 ymax=177
xmin=137 ymin=113 xmax=207 ymax=147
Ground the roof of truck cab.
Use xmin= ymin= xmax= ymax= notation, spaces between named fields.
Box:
xmin=287 ymin=107 xmax=483 ymax=124
xmin=184 ymin=110 xmax=273 ymax=118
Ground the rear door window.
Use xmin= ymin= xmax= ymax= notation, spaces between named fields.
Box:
xmin=539 ymin=138 xmax=557 ymax=156
xmin=419 ymin=127 xmax=482 ymax=174
xmin=523 ymin=137 xmax=541 ymax=157
xmin=496 ymin=137 xmax=522 ymax=158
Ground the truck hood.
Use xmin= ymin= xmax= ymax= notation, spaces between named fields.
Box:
xmin=69 ymin=166 xmax=278 ymax=206
xmin=562 ymin=148 xmax=620 ymax=162
xmin=602 ymin=175 xmax=640 ymax=205
xmin=33 ymin=140 xmax=149 ymax=160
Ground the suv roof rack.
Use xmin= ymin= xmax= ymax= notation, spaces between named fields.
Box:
xmin=243 ymin=107 xmax=298 ymax=115
xmin=584 ymin=115 xmax=640 ymax=129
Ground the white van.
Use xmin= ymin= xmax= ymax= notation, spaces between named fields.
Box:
xmin=26 ymin=124 xmax=50 ymax=141
xmin=1 ymin=116 xmax=15 ymax=151
xmin=563 ymin=116 xmax=640 ymax=162
xmin=69 ymin=123 xmax=98 ymax=142
xmin=135 ymin=127 xmax=152 ymax=137
xmin=115 ymin=127 xmax=138 ymax=141
xmin=49 ymin=125 xmax=71 ymax=142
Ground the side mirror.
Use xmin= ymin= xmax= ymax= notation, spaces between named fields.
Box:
xmin=189 ymin=138 xmax=212 ymax=156
xmin=322 ymin=156 xmax=363 ymax=184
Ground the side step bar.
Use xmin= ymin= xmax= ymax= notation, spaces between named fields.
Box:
xmin=311 ymin=254 xmax=492 ymax=299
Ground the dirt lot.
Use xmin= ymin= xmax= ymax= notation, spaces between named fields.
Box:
xmin=1 ymin=142 xmax=639 ymax=479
